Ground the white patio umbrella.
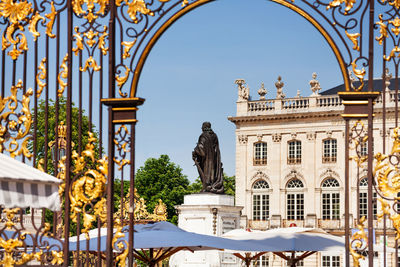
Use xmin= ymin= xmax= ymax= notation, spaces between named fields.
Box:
xmin=0 ymin=153 xmax=61 ymax=211
xmin=222 ymin=227 xmax=345 ymax=267
xmin=69 ymin=221 xmax=274 ymax=267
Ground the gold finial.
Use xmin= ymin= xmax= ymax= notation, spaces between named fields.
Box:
xmin=57 ymin=121 xmax=67 ymax=138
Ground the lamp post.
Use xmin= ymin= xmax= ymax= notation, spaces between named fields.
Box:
xmin=48 ymin=121 xmax=67 ymax=237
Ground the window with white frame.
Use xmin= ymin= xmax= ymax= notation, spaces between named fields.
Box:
xmin=288 ymin=140 xmax=301 ymax=164
xmin=252 ymin=180 xmax=270 ymax=220
xmin=321 ymin=178 xmax=340 ymax=220
xmin=322 ymin=255 xmax=340 ymax=267
xmin=323 ymin=139 xmax=337 ymax=163
xmin=359 ymin=178 xmax=377 ymax=219
xmin=254 ymin=142 xmax=267 ymax=165
xmin=286 ymin=179 xmax=304 ymax=220
xmin=255 ymin=254 xmax=269 ymax=266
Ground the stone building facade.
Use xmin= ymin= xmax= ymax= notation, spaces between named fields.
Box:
xmin=228 ymin=74 xmax=397 ymax=266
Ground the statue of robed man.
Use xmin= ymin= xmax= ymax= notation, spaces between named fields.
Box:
xmin=192 ymin=122 xmax=224 ymax=194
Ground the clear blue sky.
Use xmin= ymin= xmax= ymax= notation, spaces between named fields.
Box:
xmin=136 ymin=0 xmax=342 ymax=182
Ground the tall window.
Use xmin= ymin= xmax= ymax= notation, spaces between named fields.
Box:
xmin=252 ymin=180 xmax=270 ymax=220
xmin=321 ymin=178 xmax=340 ymax=220
xmin=323 ymin=139 xmax=337 ymax=163
xmin=254 ymin=142 xmax=267 ymax=165
xmin=322 ymin=255 xmax=340 ymax=267
xmin=255 ymin=255 xmax=269 ymax=266
xmin=288 ymin=140 xmax=301 ymax=164
xmin=359 ymin=178 xmax=377 ymax=219
xmin=286 ymin=179 xmax=304 ymax=220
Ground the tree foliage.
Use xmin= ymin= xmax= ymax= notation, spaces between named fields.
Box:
xmin=188 ymin=174 xmax=236 ymax=196
xmin=135 ymin=155 xmax=191 ymax=224
xmin=29 ymin=97 xmax=98 ymax=234
xmin=29 ymin=97 xmax=98 ymax=173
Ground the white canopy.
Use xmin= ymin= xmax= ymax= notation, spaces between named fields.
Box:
xmin=0 ymin=153 xmax=61 ymax=211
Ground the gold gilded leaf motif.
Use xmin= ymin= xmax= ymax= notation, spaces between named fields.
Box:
xmin=0 ymin=80 xmax=33 ymax=158
xmin=69 ymin=132 xmax=108 ymax=235
xmin=181 ymin=0 xmax=188 ymax=6
xmin=58 ymin=54 xmax=68 ymax=97
xmin=381 ymin=0 xmax=400 ymax=9
xmin=50 ymin=251 xmax=63 ymax=265
xmin=122 ymin=39 xmax=136 ymax=59
xmin=72 ymin=0 xmax=109 ymax=23
xmin=390 ymin=17 xmax=400 ymax=36
xmin=126 ymin=0 xmax=154 ymax=23
xmin=36 ymin=58 xmax=46 ymax=97
xmin=5 ymin=24 xmax=28 ymax=60
xmin=0 ymin=0 xmax=32 ymax=24
xmin=72 ymin=27 xmax=83 ymax=56
xmin=29 ymin=12 xmax=44 ymax=41
xmin=351 ymin=60 xmax=365 ymax=91
xmin=113 ymin=219 xmax=129 ymax=267
xmin=3 ymin=208 xmax=20 ymax=229
xmin=350 ymin=217 xmax=366 ymax=267
xmin=326 ymin=0 xmax=355 ymax=13
xmin=116 ymin=67 xmax=130 ymax=88
xmin=0 ymin=0 xmax=33 ymax=60
xmin=384 ymin=46 xmax=400 ymax=61
xmin=373 ymin=128 xmax=400 ymax=241
xmin=376 ymin=16 xmax=388 ymax=45
xmin=45 ymin=2 xmax=57 ymax=38
xmin=80 ymin=56 xmax=101 ymax=72
xmin=84 ymin=30 xmax=98 ymax=47
xmin=98 ymin=26 xmax=108 ymax=55
xmin=0 ymin=236 xmax=43 ymax=267
xmin=345 ymin=31 xmax=360 ymax=51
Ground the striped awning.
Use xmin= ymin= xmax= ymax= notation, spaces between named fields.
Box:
xmin=0 ymin=153 xmax=62 ymax=211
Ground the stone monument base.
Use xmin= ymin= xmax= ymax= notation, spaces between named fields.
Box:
xmin=169 ymin=193 xmax=243 ymax=267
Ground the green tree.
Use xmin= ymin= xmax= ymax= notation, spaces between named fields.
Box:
xmin=29 ymin=97 xmax=98 ymax=173
xmin=188 ymin=174 xmax=236 ymax=196
xmin=29 ymin=97 xmax=99 ymax=234
xmin=135 ymin=155 xmax=191 ymax=224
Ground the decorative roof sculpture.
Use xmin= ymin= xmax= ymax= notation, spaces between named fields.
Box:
xmin=275 ymin=76 xmax=285 ymax=99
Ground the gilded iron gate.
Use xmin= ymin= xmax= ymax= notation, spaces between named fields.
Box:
xmin=0 ymin=0 xmax=398 ymax=266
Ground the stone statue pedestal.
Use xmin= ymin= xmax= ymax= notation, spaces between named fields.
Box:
xmin=169 ymin=193 xmax=243 ymax=267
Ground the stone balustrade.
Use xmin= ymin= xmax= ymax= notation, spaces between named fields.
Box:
xmin=247 ymin=218 xmax=392 ymax=230
xmin=241 ymin=91 xmax=399 ymax=116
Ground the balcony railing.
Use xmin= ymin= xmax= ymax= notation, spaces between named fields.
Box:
xmin=253 ymin=158 xmax=267 ymax=165
xmin=249 ymin=219 xmax=270 ymax=230
xmin=287 ymin=157 xmax=301 ymax=164
xmin=322 ymin=156 xmax=337 ymax=163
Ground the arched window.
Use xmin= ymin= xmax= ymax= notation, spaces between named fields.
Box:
xmin=254 ymin=142 xmax=267 ymax=165
xmin=321 ymin=178 xmax=340 ymax=220
xmin=359 ymin=178 xmax=377 ymax=219
xmin=288 ymin=140 xmax=301 ymax=164
xmin=286 ymin=178 xmax=304 ymax=220
xmin=252 ymin=180 xmax=270 ymax=220
xmin=323 ymin=139 xmax=337 ymax=163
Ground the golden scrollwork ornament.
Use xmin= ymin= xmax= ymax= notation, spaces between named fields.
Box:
xmin=0 ymin=80 xmax=33 ymax=158
xmin=69 ymin=132 xmax=108 ymax=236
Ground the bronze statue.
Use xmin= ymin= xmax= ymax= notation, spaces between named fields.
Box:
xmin=192 ymin=122 xmax=224 ymax=194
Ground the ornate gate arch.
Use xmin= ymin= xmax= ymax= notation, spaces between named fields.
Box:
xmin=0 ymin=0 xmax=397 ymax=266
